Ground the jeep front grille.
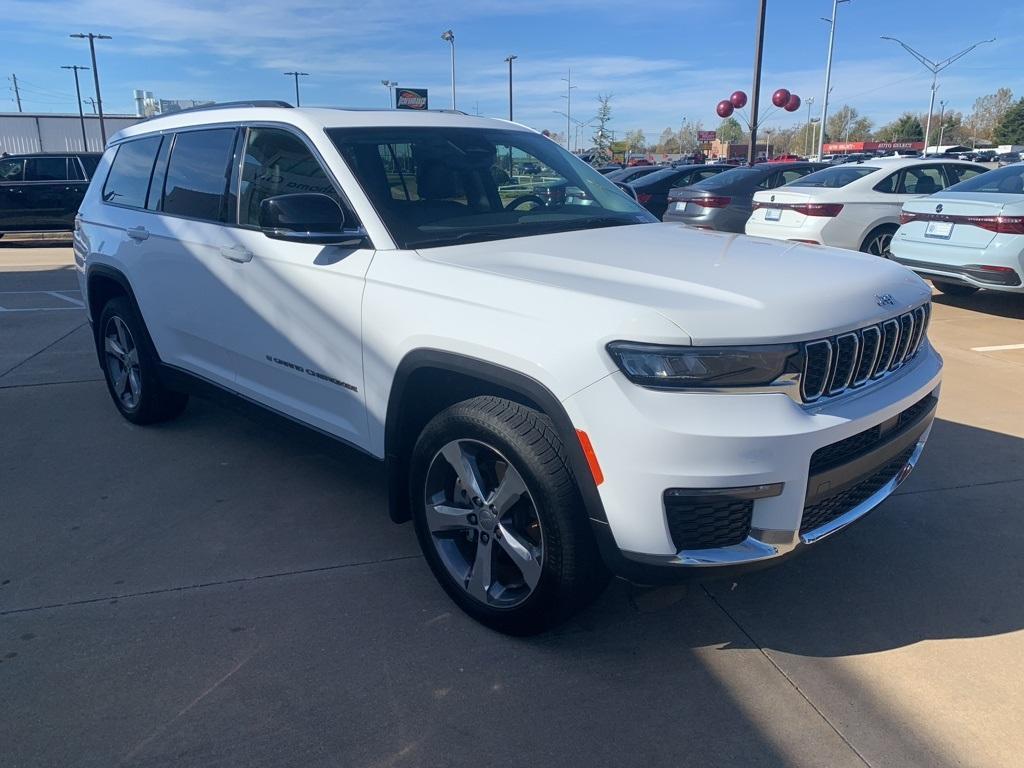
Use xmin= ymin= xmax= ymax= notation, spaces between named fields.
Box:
xmin=800 ymin=304 xmax=930 ymax=403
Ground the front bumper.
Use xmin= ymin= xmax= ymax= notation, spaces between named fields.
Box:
xmin=566 ymin=344 xmax=942 ymax=583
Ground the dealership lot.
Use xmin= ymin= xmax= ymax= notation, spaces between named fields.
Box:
xmin=1 ymin=245 xmax=1022 ymax=767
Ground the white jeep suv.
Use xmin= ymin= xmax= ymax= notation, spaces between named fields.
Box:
xmin=75 ymin=103 xmax=942 ymax=633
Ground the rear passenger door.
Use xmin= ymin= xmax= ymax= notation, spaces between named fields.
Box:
xmin=22 ymin=156 xmax=76 ymax=231
xmin=0 ymin=157 xmax=27 ymax=231
xmin=222 ymin=125 xmax=374 ymax=447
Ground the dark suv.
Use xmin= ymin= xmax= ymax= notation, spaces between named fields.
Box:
xmin=0 ymin=152 xmax=102 ymax=240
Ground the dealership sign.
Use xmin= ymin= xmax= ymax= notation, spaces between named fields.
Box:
xmin=823 ymin=140 xmax=925 ymax=152
xmin=697 ymin=130 xmax=717 ymax=142
xmin=396 ymin=88 xmax=428 ymax=110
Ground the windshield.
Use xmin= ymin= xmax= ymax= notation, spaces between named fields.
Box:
xmin=789 ymin=166 xmax=878 ymax=188
xmin=689 ymin=167 xmax=761 ymax=191
xmin=947 ymin=164 xmax=1024 ymax=194
xmin=326 ymin=127 xmax=655 ymax=249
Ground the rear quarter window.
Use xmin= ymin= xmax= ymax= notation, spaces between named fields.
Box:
xmin=103 ymin=137 xmax=163 ymax=208
xmin=161 ymin=128 xmax=237 ymax=222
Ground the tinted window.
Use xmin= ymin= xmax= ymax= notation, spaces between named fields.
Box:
xmin=162 ymin=128 xmax=236 ymax=222
xmin=690 ymin=167 xmax=762 ymax=191
xmin=103 ymin=137 xmax=162 ymax=208
xmin=25 ymin=157 xmax=69 ymax=182
xmin=67 ymin=158 xmax=84 ymax=181
xmin=239 ymin=127 xmax=343 ymax=226
xmin=790 ymin=166 xmax=878 ymax=188
xmin=946 ymin=164 xmax=1021 ymax=193
xmin=898 ymin=165 xmax=945 ymax=194
xmin=0 ymin=158 xmax=24 ymax=181
xmin=944 ymin=165 xmax=986 ymax=185
xmin=146 ymin=137 xmax=170 ymax=212
xmin=874 ymin=172 xmax=899 ymax=194
xmin=79 ymin=155 xmax=100 ymax=178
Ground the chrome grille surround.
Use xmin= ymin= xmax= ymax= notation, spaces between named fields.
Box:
xmin=800 ymin=303 xmax=931 ymax=404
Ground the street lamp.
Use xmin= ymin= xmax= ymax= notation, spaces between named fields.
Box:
xmin=69 ymin=33 xmax=111 ymax=145
xmin=561 ymin=69 xmax=577 ymax=152
xmin=381 ymin=79 xmax=397 ymax=108
xmin=803 ymin=96 xmax=815 ymax=156
xmin=816 ymin=0 xmax=850 ymax=161
xmin=504 ymin=55 xmax=517 ymax=121
xmin=441 ymin=30 xmax=456 ymax=110
xmin=881 ymin=35 xmax=994 ymax=156
xmin=284 ymin=71 xmax=309 ymax=107
xmin=61 ymin=65 xmax=90 ymax=151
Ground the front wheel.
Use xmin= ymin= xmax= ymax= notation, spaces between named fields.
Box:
xmin=932 ymin=280 xmax=979 ymax=297
xmin=410 ymin=396 xmax=608 ymax=634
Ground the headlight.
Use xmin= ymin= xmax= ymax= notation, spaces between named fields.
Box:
xmin=606 ymin=341 xmax=801 ymax=390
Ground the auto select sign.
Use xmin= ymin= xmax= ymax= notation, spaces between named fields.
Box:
xmin=396 ymin=88 xmax=428 ymax=110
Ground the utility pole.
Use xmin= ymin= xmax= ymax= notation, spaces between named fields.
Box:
xmin=747 ymin=0 xmax=766 ymax=165
xmin=804 ymin=96 xmax=815 ymax=156
xmin=504 ymin=55 xmax=517 ymax=121
xmin=441 ymin=30 xmax=456 ymax=110
xmin=10 ymin=74 xmax=22 ymax=112
xmin=61 ymin=65 xmax=90 ymax=150
xmin=881 ymin=36 xmax=993 ymax=156
xmin=381 ymin=80 xmax=397 ymax=108
xmin=817 ymin=1 xmax=849 ymax=161
xmin=561 ymin=69 xmax=577 ymax=152
xmin=284 ymin=71 xmax=309 ymax=107
xmin=70 ymin=33 xmax=111 ymax=145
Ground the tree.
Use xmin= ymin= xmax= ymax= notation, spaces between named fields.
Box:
xmin=993 ymin=98 xmax=1024 ymax=144
xmin=968 ymin=88 xmax=1014 ymax=142
xmin=825 ymin=105 xmax=873 ymax=143
xmin=590 ymin=94 xmax=613 ymax=165
xmin=656 ymin=127 xmax=680 ymax=153
xmin=716 ymin=116 xmax=744 ymax=144
xmin=624 ymin=129 xmax=647 ymax=154
xmin=678 ymin=120 xmax=704 ymax=153
xmin=875 ymin=113 xmax=923 ymax=142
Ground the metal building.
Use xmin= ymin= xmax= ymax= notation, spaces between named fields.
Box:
xmin=0 ymin=112 xmax=142 ymax=154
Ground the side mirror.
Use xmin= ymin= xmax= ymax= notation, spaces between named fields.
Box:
xmin=258 ymin=193 xmax=366 ymax=245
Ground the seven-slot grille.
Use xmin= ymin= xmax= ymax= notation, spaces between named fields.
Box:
xmin=801 ymin=304 xmax=930 ymax=403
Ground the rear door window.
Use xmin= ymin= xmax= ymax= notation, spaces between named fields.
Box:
xmin=102 ymin=136 xmax=162 ymax=208
xmin=162 ymin=128 xmax=237 ymax=222
xmin=79 ymin=155 xmax=100 ymax=178
xmin=0 ymin=158 xmax=24 ymax=181
xmin=898 ymin=165 xmax=946 ymax=194
xmin=943 ymin=164 xmax=985 ymax=185
xmin=25 ymin=157 xmax=69 ymax=181
xmin=66 ymin=158 xmax=85 ymax=181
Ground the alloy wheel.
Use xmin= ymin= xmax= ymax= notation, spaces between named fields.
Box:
xmin=868 ymin=231 xmax=893 ymax=257
xmin=103 ymin=315 xmax=142 ymax=410
xmin=423 ymin=439 xmax=544 ymax=608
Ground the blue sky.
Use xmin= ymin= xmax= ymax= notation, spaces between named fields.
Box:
xmin=4 ymin=0 xmax=1024 ymax=143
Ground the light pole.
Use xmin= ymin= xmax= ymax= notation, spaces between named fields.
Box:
xmin=881 ymin=36 xmax=993 ymax=156
xmin=504 ymin=55 xmax=517 ymax=121
xmin=816 ymin=0 xmax=849 ymax=161
xmin=803 ymin=96 xmax=815 ymax=156
xmin=61 ymin=65 xmax=90 ymax=151
xmin=70 ymin=33 xmax=111 ymax=145
xmin=937 ymin=99 xmax=947 ymax=149
xmin=284 ymin=71 xmax=309 ymax=106
xmin=746 ymin=0 xmax=766 ymax=165
xmin=441 ymin=30 xmax=456 ymax=110
xmin=381 ymin=79 xmax=397 ymax=108
xmin=561 ymin=69 xmax=577 ymax=152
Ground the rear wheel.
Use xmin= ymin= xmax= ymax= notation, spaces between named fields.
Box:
xmin=97 ymin=296 xmax=188 ymax=424
xmin=861 ymin=225 xmax=898 ymax=257
xmin=932 ymin=280 xmax=979 ymax=297
xmin=411 ymin=396 xmax=608 ymax=634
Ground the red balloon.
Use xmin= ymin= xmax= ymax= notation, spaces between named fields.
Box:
xmin=771 ymin=88 xmax=791 ymax=108
xmin=716 ymin=99 xmax=734 ymax=118
xmin=785 ymin=93 xmax=801 ymax=112
xmin=730 ymin=90 xmax=747 ymax=108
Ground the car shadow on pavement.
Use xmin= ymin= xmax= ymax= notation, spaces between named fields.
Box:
xmin=931 ymin=288 xmax=1024 ymax=320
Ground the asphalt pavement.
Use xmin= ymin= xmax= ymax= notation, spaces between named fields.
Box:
xmin=2 ymin=244 xmax=1022 ymax=768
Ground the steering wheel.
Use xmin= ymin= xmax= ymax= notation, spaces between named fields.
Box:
xmin=504 ymin=194 xmax=546 ymax=211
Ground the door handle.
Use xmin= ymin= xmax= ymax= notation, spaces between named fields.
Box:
xmin=126 ymin=226 xmax=149 ymax=241
xmin=220 ymin=245 xmax=253 ymax=263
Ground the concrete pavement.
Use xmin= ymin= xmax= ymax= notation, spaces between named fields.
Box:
xmin=2 ymin=245 xmax=1022 ymax=767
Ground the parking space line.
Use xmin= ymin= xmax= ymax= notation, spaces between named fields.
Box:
xmin=0 ymin=306 xmax=83 ymax=312
xmin=45 ymin=291 xmax=85 ymax=307
xmin=971 ymin=343 xmax=1024 ymax=352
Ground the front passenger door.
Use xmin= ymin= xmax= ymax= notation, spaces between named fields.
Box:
xmin=224 ymin=126 xmax=374 ymax=448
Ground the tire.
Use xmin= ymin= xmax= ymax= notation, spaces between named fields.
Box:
xmin=932 ymin=280 xmax=979 ymax=297
xmin=410 ymin=396 xmax=608 ymax=634
xmin=97 ymin=296 xmax=188 ymax=424
xmin=861 ymin=225 xmax=898 ymax=257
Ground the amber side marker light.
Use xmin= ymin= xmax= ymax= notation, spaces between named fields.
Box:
xmin=576 ymin=429 xmax=604 ymax=486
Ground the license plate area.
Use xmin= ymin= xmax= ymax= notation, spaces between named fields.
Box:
xmin=673 ymin=202 xmax=687 ymax=212
xmin=765 ymin=208 xmax=782 ymax=221
xmin=925 ymin=220 xmax=953 ymax=239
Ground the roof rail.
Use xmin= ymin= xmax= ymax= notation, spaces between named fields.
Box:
xmin=321 ymin=106 xmax=468 ymax=115
xmin=143 ymin=100 xmax=293 ymax=121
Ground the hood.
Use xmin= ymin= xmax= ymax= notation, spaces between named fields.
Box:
xmin=421 ymin=222 xmax=931 ymax=345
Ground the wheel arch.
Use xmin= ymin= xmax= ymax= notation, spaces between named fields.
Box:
xmin=860 ymin=220 xmax=899 ymax=253
xmin=85 ymin=264 xmax=160 ymax=365
xmin=384 ymin=349 xmax=607 ymax=525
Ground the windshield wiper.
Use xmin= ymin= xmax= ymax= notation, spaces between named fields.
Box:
xmin=407 ymin=231 xmax=512 ymax=249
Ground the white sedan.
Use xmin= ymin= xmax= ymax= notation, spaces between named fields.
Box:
xmin=890 ymin=163 xmax=1024 ymax=295
xmin=745 ymin=158 xmax=988 ymax=256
